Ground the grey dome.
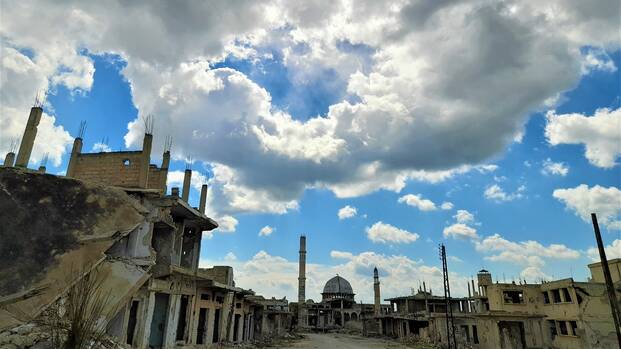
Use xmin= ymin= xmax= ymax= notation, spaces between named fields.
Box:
xmin=323 ymin=275 xmax=354 ymax=294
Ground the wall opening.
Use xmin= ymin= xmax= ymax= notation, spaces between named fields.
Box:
xmin=126 ymin=300 xmax=140 ymax=345
xmin=176 ymin=295 xmax=189 ymax=341
xmin=197 ymin=308 xmax=208 ymax=345
xmin=149 ymin=293 xmax=170 ymax=348
xmin=213 ymin=308 xmax=221 ymax=343
xmin=233 ymin=314 xmax=241 ymax=342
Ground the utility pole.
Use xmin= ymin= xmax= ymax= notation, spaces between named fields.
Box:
xmin=440 ymin=244 xmax=457 ymax=349
xmin=592 ymin=213 xmax=621 ymax=348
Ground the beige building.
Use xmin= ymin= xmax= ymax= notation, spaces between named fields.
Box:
xmin=377 ymin=264 xmax=620 ymax=348
xmin=0 ymin=105 xmax=290 ymax=349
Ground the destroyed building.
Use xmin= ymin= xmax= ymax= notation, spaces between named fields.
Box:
xmin=376 ymin=263 xmax=620 ymax=348
xmin=0 ymin=105 xmax=291 ymax=348
xmin=291 ymin=236 xmax=389 ymax=332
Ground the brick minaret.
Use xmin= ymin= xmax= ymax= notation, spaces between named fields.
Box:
xmin=298 ymin=235 xmax=307 ymax=327
xmin=374 ymin=267 xmax=381 ymax=316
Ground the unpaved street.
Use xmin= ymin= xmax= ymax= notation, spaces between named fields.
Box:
xmin=274 ymin=332 xmax=415 ymax=349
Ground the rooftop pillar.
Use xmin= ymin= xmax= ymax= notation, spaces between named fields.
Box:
xmin=3 ymin=152 xmax=15 ymax=167
xmin=15 ymin=106 xmax=43 ymax=168
xmin=139 ymin=133 xmax=152 ymax=188
xmin=160 ymin=150 xmax=170 ymax=192
xmin=199 ymin=184 xmax=208 ymax=214
xmin=182 ymin=169 xmax=192 ymax=202
xmin=66 ymin=137 xmax=83 ymax=177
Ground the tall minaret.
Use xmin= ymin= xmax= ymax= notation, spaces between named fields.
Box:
xmin=298 ymin=235 xmax=307 ymax=327
xmin=374 ymin=267 xmax=381 ymax=316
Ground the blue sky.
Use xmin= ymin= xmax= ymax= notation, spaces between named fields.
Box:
xmin=1 ymin=1 xmax=620 ymax=302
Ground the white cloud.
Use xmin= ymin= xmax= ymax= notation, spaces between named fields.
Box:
xmin=440 ymin=202 xmax=454 ymax=210
xmin=200 ymin=249 xmax=472 ymax=302
xmin=541 ymin=158 xmax=569 ymax=176
xmin=398 ymin=194 xmax=439 ymax=211
xmin=224 ymin=252 xmax=237 ymax=262
xmin=553 ymin=184 xmax=621 ymax=230
xmin=484 ymin=184 xmax=526 ymax=202
xmin=330 ymin=250 xmax=354 ymax=259
xmin=338 ymin=205 xmax=357 ymax=220
xmin=581 ymin=48 xmax=617 ymax=74
xmin=366 ymin=221 xmax=419 ymax=244
xmin=443 ymin=223 xmax=478 ymax=240
xmin=546 ymin=108 xmax=621 ymax=168
xmin=454 ymin=210 xmax=474 ymax=224
xmin=259 ymin=225 xmax=274 ymax=237
xmin=203 ymin=215 xmax=239 ymax=239
xmin=91 ymin=142 xmax=112 ymax=153
xmin=0 ymin=0 xmax=618 ymax=214
xmin=587 ymin=239 xmax=621 ymax=261
xmin=475 ymin=233 xmax=580 ymax=281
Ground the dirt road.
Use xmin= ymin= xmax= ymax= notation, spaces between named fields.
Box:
xmin=275 ymin=332 xmax=414 ymax=349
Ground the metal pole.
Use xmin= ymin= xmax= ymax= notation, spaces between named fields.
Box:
xmin=592 ymin=213 xmax=621 ymax=348
xmin=440 ymin=244 xmax=457 ymax=349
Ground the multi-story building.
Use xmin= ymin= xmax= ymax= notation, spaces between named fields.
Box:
xmin=0 ymin=105 xmax=289 ymax=348
xmin=376 ymin=263 xmax=620 ymax=348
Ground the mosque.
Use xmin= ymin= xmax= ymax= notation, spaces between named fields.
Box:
xmin=290 ymin=236 xmax=390 ymax=330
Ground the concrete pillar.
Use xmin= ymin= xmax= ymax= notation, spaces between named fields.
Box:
xmin=199 ymin=184 xmax=208 ymax=214
xmin=15 ymin=106 xmax=43 ymax=168
xmin=3 ymin=152 xmax=15 ymax=167
xmin=139 ymin=133 xmax=152 ymax=188
xmin=137 ymin=292 xmax=156 ymax=349
xmin=160 ymin=150 xmax=170 ymax=192
xmin=182 ymin=169 xmax=192 ymax=202
xmin=171 ymin=187 xmax=180 ymax=197
xmin=66 ymin=137 xmax=83 ymax=177
xmin=164 ymin=294 xmax=181 ymax=348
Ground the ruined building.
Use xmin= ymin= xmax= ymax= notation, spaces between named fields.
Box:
xmin=291 ymin=236 xmax=389 ymax=332
xmin=0 ymin=105 xmax=289 ymax=348
xmin=376 ymin=263 xmax=620 ymax=348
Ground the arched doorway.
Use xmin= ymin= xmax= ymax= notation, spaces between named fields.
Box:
xmin=344 ymin=313 xmax=350 ymax=322
xmin=351 ymin=313 xmax=358 ymax=321
xmin=334 ymin=311 xmax=342 ymax=326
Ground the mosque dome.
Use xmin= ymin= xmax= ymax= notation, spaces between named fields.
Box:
xmin=322 ymin=275 xmax=354 ymax=295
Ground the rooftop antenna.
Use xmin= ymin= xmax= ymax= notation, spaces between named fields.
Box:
xmin=40 ymin=153 xmax=49 ymax=167
xmin=33 ymin=90 xmax=45 ymax=108
xmin=9 ymin=137 xmax=19 ymax=153
xmin=164 ymin=135 xmax=173 ymax=152
xmin=78 ymin=120 xmax=87 ymax=139
xmin=142 ymin=114 xmax=155 ymax=134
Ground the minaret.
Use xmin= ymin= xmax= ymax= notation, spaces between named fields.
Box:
xmin=15 ymin=105 xmax=43 ymax=168
xmin=374 ymin=267 xmax=381 ymax=316
xmin=298 ymin=235 xmax=307 ymax=327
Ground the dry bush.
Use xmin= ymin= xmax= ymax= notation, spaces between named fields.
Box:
xmin=38 ymin=267 xmax=114 ymax=349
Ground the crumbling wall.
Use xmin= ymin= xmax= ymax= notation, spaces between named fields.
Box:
xmin=71 ymin=152 xmax=144 ymax=188
xmin=0 ymin=167 xmax=147 ymax=330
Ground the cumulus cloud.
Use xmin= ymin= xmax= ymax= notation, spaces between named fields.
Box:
xmin=484 ymin=184 xmax=526 ymax=202
xmin=224 ymin=252 xmax=237 ymax=261
xmin=366 ymin=221 xmax=419 ymax=244
xmin=546 ymin=108 xmax=621 ymax=168
xmin=91 ymin=142 xmax=112 ymax=153
xmin=0 ymin=0 xmax=618 ymax=217
xmin=454 ymin=210 xmax=474 ymax=224
xmin=541 ymin=158 xmax=569 ymax=176
xmin=475 ymin=233 xmax=580 ymax=281
xmin=338 ymin=205 xmax=357 ymax=220
xmin=553 ymin=184 xmax=621 ymax=230
xmin=443 ymin=223 xmax=478 ymax=240
xmin=587 ymin=239 xmax=621 ymax=261
xmin=398 ymin=194 xmax=451 ymax=211
xmin=259 ymin=225 xmax=274 ymax=237
xmin=201 ymin=249 xmax=471 ymax=302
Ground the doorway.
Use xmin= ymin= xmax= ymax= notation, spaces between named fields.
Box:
xmin=149 ymin=293 xmax=170 ymax=348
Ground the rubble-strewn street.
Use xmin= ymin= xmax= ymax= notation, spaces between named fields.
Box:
xmin=273 ymin=333 xmax=436 ymax=349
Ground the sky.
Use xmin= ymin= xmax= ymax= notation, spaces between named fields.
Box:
xmin=1 ymin=0 xmax=620 ymax=304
